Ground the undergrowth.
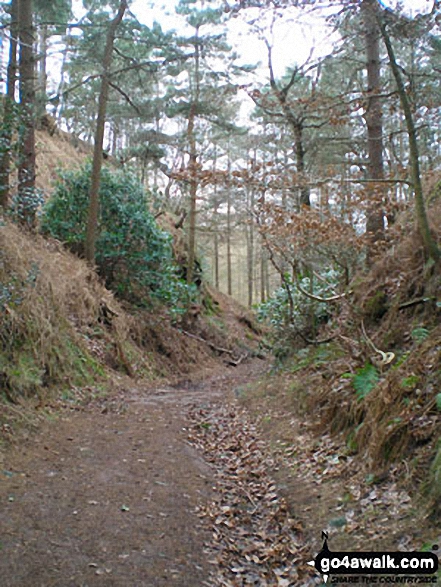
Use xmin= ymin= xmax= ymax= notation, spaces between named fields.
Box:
xmin=40 ymin=162 xmax=194 ymax=313
xmin=0 ymin=220 xmax=136 ymax=408
xmin=250 ymin=201 xmax=441 ymax=519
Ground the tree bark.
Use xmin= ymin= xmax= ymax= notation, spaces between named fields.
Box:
xmin=85 ymin=0 xmax=127 ymax=264
xmin=186 ymin=109 xmax=198 ymax=284
xmin=213 ymin=212 xmax=219 ymax=289
xmin=186 ymin=25 xmax=200 ymax=285
xmin=246 ymin=179 xmax=255 ymax=307
xmin=293 ymin=121 xmax=310 ymax=207
xmin=226 ymin=170 xmax=232 ymax=296
xmin=17 ymin=0 xmax=36 ymax=226
xmin=266 ymin=43 xmax=310 ymax=208
xmin=212 ymin=148 xmax=220 ymax=289
xmin=362 ymin=0 xmax=385 ymax=242
xmin=53 ymin=35 xmax=70 ymax=121
xmin=378 ymin=11 xmax=440 ymax=263
xmin=260 ymin=245 xmax=266 ymax=303
xmin=0 ymin=0 xmax=18 ymax=209
xmin=37 ymin=22 xmax=48 ymax=117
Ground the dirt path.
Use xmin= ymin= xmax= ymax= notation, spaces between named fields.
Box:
xmin=0 ymin=361 xmax=269 ymax=587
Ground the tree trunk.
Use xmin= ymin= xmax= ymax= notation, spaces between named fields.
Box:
xmin=260 ymin=246 xmax=266 ymax=303
xmin=378 ymin=12 xmax=440 ymax=263
xmin=213 ymin=213 xmax=219 ymax=289
xmin=17 ymin=0 xmax=36 ymax=226
xmin=186 ymin=25 xmax=200 ymax=285
xmin=53 ymin=35 xmax=70 ymax=121
xmin=362 ymin=0 xmax=385 ymax=242
xmin=37 ymin=22 xmax=48 ymax=117
xmin=226 ymin=179 xmax=232 ymax=297
xmin=293 ymin=122 xmax=310 ymax=207
xmin=212 ymin=149 xmax=220 ymax=290
xmin=247 ymin=182 xmax=254 ymax=308
xmin=186 ymin=107 xmax=198 ymax=284
xmin=266 ymin=42 xmax=310 ymax=208
xmin=85 ymin=0 xmax=127 ymax=264
xmin=0 ymin=0 xmax=18 ymax=209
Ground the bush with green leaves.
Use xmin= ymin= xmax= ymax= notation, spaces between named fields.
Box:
xmin=41 ymin=162 xmax=190 ymax=309
xmin=256 ymin=268 xmax=341 ymax=357
xmin=9 ymin=187 xmax=45 ymax=227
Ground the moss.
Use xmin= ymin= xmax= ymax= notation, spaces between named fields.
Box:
xmin=392 ymin=351 xmax=410 ymax=370
xmin=400 ymin=374 xmax=419 ymax=391
xmin=381 ymin=424 xmax=409 ymax=463
xmin=0 ymin=349 xmax=44 ymax=399
xmin=346 ymin=431 xmax=358 ymax=454
xmin=364 ymin=290 xmax=389 ymax=321
xmin=67 ymin=341 xmax=105 ymax=386
xmin=118 ymin=340 xmax=154 ymax=379
xmin=288 ymin=343 xmax=342 ymax=374
xmin=428 ymin=443 xmax=441 ymax=502
xmin=207 ymin=315 xmax=226 ymax=332
xmin=202 ymin=290 xmax=220 ymax=316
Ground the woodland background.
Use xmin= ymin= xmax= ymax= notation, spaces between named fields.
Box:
xmin=0 ymin=0 xmax=440 ymax=566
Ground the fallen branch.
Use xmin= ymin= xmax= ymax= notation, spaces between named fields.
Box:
xmin=225 ymin=352 xmax=248 ymax=367
xmin=399 ymin=297 xmax=435 ymax=310
xmin=181 ymin=329 xmax=234 ymax=355
xmin=304 ymin=333 xmax=337 ymax=345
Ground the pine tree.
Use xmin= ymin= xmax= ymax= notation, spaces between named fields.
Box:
xmin=85 ymin=0 xmax=128 ymax=264
xmin=17 ymin=0 xmax=37 ymax=226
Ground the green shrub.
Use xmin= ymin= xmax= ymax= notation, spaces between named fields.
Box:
xmin=352 ymin=363 xmax=379 ymax=400
xmin=41 ymin=162 xmax=190 ymax=310
xmin=256 ymin=268 xmax=341 ymax=358
xmin=9 ymin=188 xmax=45 ymax=227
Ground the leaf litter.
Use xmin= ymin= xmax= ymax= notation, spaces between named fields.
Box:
xmin=187 ymin=402 xmax=318 ymax=586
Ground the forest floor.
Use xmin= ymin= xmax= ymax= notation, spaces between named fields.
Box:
xmin=0 ymin=358 xmax=293 ymax=587
xmin=1 ymin=356 xmax=440 ymax=587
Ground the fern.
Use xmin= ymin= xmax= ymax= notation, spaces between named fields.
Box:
xmin=411 ymin=327 xmax=430 ymax=344
xmin=352 ymin=363 xmax=380 ymax=400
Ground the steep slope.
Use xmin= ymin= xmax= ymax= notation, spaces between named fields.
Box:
xmin=0 ymin=125 xmax=263 ymax=442
xmin=35 ymin=126 xmax=93 ymax=195
xmin=239 ymin=198 xmax=441 ymax=552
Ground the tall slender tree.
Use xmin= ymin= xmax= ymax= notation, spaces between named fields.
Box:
xmin=362 ymin=0 xmax=386 ymax=243
xmin=34 ymin=0 xmax=72 ymax=116
xmin=186 ymin=23 xmax=201 ymax=285
xmin=17 ymin=0 xmax=36 ymax=226
xmin=85 ymin=0 xmax=128 ymax=264
xmin=378 ymin=7 xmax=440 ymax=263
xmin=0 ymin=0 xmax=18 ymax=209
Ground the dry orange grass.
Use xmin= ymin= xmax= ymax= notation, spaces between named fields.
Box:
xmin=315 ymin=199 xmax=441 ymax=495
xmin=35 ymin=129 xmax=93 ymax=195
xmin=0 ymin=219 xmax=132 ymax=401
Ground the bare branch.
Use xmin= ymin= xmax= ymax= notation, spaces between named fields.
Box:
xmin=295 ymin=281 xmax=347 ymax=303
xmin=108 ymin=80 xmax=142 ymax=114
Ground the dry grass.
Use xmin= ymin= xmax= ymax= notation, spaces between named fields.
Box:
xmin=242 ymin=197 xmax=441 ymax=518
xmin=0 ymin=218 xmax=260 ymax=405
xmin=311 ymin=203 xmax=441 ymax=514
xmin=0 ymin=220 xmax=129 ymax=403
xmin=35 ymin=129 xmax=93 ymax=196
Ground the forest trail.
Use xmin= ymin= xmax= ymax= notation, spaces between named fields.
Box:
xmin=0 ymin=360 xmax=271 ymax=587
